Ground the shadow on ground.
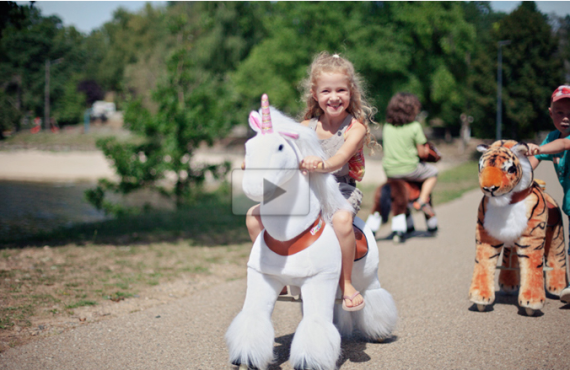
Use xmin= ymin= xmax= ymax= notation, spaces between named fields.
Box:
xmin=376 ymin=229 xmax=437 ymax=244
xmin=467 ymin=292 xmax=566 ymax=317
xmin=267 ymin=331 xmax=398 ymax=369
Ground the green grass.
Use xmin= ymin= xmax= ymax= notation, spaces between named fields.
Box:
xmin=65 ymin=300 xmax=97 ymax=309
xmin=0 ymin=305 xmax=34 ymax=329
xmin=432 ymin=161 xmax=480 ymax=205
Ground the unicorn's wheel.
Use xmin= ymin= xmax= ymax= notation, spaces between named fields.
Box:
xmin=476 ymin=304 xmax=486 ymax=312
xmin=393 ymin=233 xmax=402 ymax=244
xmin=525 ymin=307 xmax=535 ymax=316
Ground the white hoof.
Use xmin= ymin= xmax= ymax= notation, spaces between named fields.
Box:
xmin=238 ymin=365 xmax=248 ymax=370
xmin=477 ymin=304 xmax=486 ymax=312
xmin=525 ymin=307 xmax=535 ymax=316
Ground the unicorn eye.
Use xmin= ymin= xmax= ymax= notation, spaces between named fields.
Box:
xmin=278 ymin=144 xmax=284 ymax=151
xmin=507 ymin=165 xmax=516 ymax=174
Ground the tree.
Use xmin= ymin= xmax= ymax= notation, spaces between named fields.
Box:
xmin=500 ymin=2 xmax=562 ymax=139
xmin=54 ymin=75 xmax=86 ymax=126
xmin=470 ymin=2 xmax=562 ymax=139
xmin=86 ymin=10 xmax=235 ymax=213
xmin=552 ymin=14 xmax=570 ymax=84
xmin=232 ymin=2 xmax=476 ymax=129
xmin=91 ymin=3 xmax=169 ymax=94
xmin=0 ymin=3 xmax=91 ymax=132
xmin=462 ymin=1 xmax=507 ymax=138
xmin=383 ymin=2 xmax=476 ymax=129
xmin=77 ymin=80 xmax=104 ymax=106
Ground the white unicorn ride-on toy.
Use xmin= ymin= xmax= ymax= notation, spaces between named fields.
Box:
xmin=225 ymin=95 xmax=398 ymax=370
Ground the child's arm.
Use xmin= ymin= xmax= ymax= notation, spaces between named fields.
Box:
xmin=301 ymin=119 xmax=366 ymax=173
xmin=527 ymin=154 xmax=540 ymax=170
xmin=525 ymin=139 xmax=570 ymax=170
xmin=417 ymin=143 xmax=428 ymax=160
xmin=526 ymin=138 xmax=570 ymax=156
xmin=525 ymin=143 xmax=542 ymax=169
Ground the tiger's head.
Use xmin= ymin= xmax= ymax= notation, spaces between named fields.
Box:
xmin=477 ymin=140 xmax=533 ymax=206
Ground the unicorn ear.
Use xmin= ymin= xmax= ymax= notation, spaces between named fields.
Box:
xmin=249 ymin=111 xmax=262 ymax=132
xmin=278 ymin=130 xmax=299 ymax=140
xmin=477 ymin=144 xmax=489 ymax=153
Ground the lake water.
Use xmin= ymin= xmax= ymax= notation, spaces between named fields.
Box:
xmin=0 ymin=180 xmax=180 ymax=241
xmin=0 ymin=181 xmax=108 ymax=240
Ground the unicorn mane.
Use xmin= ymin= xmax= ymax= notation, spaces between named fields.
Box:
xmin=266 ymin=107 xmax=354 ymax=223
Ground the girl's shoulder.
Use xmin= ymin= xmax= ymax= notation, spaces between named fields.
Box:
xmin=300 ymin=119 xmax=312 ymax=127
xmin=346 ymin=117 xmax=366 ymax=134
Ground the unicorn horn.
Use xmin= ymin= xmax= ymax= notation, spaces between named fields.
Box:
xmin=261 ymin=94 xmax=273 ymax=134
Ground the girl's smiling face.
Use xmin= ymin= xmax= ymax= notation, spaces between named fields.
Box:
xmin=550 ymin=98 xmax=570 ymax=137
xmin=312 ymin=72 xmax=351 ymax=120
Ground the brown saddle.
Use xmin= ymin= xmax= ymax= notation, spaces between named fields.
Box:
xmin=353 ymin=224 xmax=369 ymax=261
xmin=264 ymin=216 xmax=369 ymax=261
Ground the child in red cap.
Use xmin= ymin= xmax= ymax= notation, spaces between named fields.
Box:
xmin=526 ymin=85 xmax=570 ymax=304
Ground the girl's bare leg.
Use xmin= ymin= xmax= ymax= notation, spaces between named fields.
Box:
xmin=333 ymin=210 xmax=364 ymax=308
xmin=246 ymin=204 xmax=263 ymax=243
xmin=419 ymin=176 xmax=437 ymax=205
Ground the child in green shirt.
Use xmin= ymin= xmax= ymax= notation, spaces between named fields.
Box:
xmin=381 ymin=93 xmax=438 ymax=240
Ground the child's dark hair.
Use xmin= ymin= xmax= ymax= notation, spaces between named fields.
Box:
xmin=385 ymin=92 xmax=421 ymax=126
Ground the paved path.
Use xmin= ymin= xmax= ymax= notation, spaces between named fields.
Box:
xmin=1 ymin=165 xmax=569 ymax=369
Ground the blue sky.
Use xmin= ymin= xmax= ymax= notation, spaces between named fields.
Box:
xmin=491 ymin=1 xmax=570 ymax=15
xmin=18 ymin=1 xmax=167 ymax=33
xmin=16 ymin=1 xmax=570 ymax=34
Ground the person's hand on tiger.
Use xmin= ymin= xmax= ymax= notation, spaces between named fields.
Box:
xmin=525 ymin=143 xmax=541 ymax=156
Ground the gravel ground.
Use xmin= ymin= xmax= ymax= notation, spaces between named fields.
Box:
xmin=1 ymin=161 xmax=569 ymax=369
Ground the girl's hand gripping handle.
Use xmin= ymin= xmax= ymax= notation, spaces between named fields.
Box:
xmin=299 ymin=156 xmax=325 ymax=175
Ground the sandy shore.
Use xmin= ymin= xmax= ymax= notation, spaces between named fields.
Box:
xmin=0 ymin=150 xmax=117 ymax=183
xmin=0 ymin=150 xmax=246 ymax=184
xmin=0 ymin=149 xmax=455 ymax=186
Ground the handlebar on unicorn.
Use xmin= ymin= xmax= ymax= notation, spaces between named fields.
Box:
xmin=240 ymin=161 xmax=324 ymax=170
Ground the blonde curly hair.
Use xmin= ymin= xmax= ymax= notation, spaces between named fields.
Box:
xmin=299 ymin=51 xmax=378 ymax=150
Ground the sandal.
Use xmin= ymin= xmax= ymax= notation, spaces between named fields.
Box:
xmin=413 ymin=201 xmax=435 ymax=218
xmin=342 ymin=291 xmax=365 ymax=312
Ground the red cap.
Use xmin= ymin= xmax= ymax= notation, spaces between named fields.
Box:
xmin=552 ymin=85 xmax=570 ymax=102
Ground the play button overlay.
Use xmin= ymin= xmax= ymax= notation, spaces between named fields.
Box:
xmin=263 ymin=178 xmax=286 ymax=205
xmin=231 ymin=168 xmax=310 ymax=216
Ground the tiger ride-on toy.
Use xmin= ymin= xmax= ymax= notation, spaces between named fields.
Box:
xmin=469 ymin=140 xmax=569 ymax=316
xmin=365 ymin=178 xmax=438 ymax=243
